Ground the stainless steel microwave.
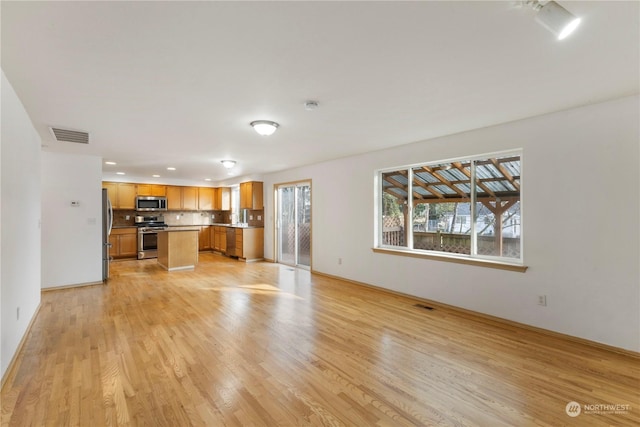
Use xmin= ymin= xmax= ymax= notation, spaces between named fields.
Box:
xmin=135 ymin=196 xmax=167 ymax=211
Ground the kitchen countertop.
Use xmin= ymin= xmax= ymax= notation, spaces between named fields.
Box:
xmin=208 ymin=223 xmax=263 ymax=229
xmin=161 ymin=226 xmax=201 ymax=232
xmin=112 ymin=224 xmax=264 ymax=229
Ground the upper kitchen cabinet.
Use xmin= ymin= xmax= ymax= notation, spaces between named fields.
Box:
xmin=198 ymin=187 xmax=215 ymax=211
xmin=137 ymin=184 xmax=166 ymax=197
xmin=167 ymin=186 xmax=198 ymax=210
xmin=166 ymin=186 xmax=182 ymax=210
xmin=103 ymin=182 xmax=136 ymax=209
xmin=103 ymin=182 xmax=117 ymax=203
xmin=240 ymin=181 xmax=263 ymax=210
xmin=183 ymin=187 xmax=198 ymax=210
xmin=216 ymin=187 xmax=231 ymax=211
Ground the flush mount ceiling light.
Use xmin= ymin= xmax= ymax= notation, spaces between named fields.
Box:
xmin=221 ymin=160 xmax=236 ymax=169
xmin=250 ymin=120 xmax=279 ymax=136
xmin=529 ymin=0 xmax=581 ymax=40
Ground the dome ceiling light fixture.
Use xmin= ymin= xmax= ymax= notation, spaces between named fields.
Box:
xmin=250 ymin=120 xmax=279 ymax=136
xmin=527 ymin=0 xmax=581 ymax=40
xmin=221 ymin=160 xmax=236 ymax=169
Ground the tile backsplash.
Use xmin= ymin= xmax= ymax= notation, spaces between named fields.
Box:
xmin=244 ymin=209 xmax=265 ymax=227
xmin=165 ymin=211 xmax=217 ymax=226
xmin=112 ymin=210 xmax=137 ymax=227
xmin=111 ymin=209 xmax=264 ymax=227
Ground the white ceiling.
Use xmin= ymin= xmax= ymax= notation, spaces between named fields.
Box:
xmin=2 ymin=1 xmax=638 ymax=185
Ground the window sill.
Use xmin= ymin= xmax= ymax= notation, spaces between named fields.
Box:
xmin=372 ymin=247 xmax=528 ymax=273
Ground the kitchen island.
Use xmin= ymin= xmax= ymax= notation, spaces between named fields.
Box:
xmin=157 ymin=227 xmax=200 ymax=271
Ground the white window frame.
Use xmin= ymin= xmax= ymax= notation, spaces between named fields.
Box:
xmin=375 ymin=149 xmax=525 ymax=271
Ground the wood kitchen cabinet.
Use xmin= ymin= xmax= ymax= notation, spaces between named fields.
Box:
xmin=183 ymin=187 xmax=198 ymax=210
xmin=198 ymin=187 xmax=215 ymax=210
xmin=103 ymin=182 xmax=136 ymax=209
xmin=109 ymin=227 xmax=138 ymax=259
xmin=234 ymin=228 xmax=243 ymax=257
xmin=166 ymin=186 xmax=198 ymax=210
xmin=103 ymin=182 xmax=117 ymax=203
xmin=240 ymin=181 xmax=263 ymax=209
xmin=211 ymin=226 xmax=227 ymax=253
xmin=136 ymin=184 xmax=166 ymax=196
xmin=198 ymin=226 xmax=211 ymax=251
xmin=166 ymin=186 xmax=182 ymax=210
xmin=236 ymin=227 xmax=264 ymax=262
xmin=216 ymin=187 xmax=231 ymax=211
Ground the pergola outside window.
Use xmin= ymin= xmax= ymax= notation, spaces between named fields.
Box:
xmin=378 ymin=151 xmax=522 ymax=264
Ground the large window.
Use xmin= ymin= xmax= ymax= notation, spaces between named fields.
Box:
xmin=378 ymin=151 xmax=522 ymax=264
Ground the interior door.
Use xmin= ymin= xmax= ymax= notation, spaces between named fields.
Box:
xmin=276 ymin=182 xmax=311 ymax=268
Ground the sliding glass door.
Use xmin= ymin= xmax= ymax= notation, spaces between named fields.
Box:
xmin=276 ymin=181 xmax=311 ymax=268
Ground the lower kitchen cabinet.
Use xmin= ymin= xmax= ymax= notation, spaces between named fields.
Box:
xmin=210 ymin=226 xmax=263 ymax=261
xmin=109 ymin=227 xmax=138 ymax=259
xmin=198 ymin=226 xmax=211 ymax=251
xmin=237 ymin=228 xmax=264 ymax=261
xmin=211 ymin=226 xmax=227 ymax=253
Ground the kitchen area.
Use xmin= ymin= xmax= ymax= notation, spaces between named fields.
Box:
xmin=102 ymin=181 xmax=264 ymax=279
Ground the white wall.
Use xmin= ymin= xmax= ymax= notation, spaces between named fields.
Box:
xmin=1 ymin=70 xmax=42 ymax=377
xmin=41 ymin=152 xmax=103 ymax=288
xmin=263 ymin=95 xmax=640 ymax=352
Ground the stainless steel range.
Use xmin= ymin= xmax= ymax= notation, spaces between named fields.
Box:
xmin=135 ymin=215 xmax=167 ymax=259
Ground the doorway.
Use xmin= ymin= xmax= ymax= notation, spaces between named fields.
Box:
xmin=276 ymin=181 xmax=311 ymax=269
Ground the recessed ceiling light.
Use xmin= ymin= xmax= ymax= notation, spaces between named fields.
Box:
xmin=116 ymin=172 xmax=125 ymax=175
xmin=167 ymin=167 xmax=176 ymax=171
xmin=105 ymin=161 xmax=116 ymax=165
xmin=204 ymin=178 xmax=212 ymax=182
xmin=152 ymin=174 xmax=160 ymax=178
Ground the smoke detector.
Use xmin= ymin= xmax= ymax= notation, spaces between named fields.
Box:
xmin=304 ymin=101 xmax=319 ymax=111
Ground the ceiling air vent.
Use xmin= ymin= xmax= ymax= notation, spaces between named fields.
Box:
xmin=49 ymin=127 xmax=90 ymax=144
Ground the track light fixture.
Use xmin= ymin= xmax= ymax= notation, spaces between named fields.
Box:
xmin=528 ymin=1 xmax=581 ymax=40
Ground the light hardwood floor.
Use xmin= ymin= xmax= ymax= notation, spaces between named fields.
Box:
xmin=2 ymin=253 xmax=638 ymax=426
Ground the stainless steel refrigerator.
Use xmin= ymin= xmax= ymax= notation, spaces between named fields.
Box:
xmin=102 ymin=188 xmax=113 ymax=281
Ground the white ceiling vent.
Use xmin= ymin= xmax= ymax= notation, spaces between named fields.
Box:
xmin=49 ymin=127 xmax=90 ymax=144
